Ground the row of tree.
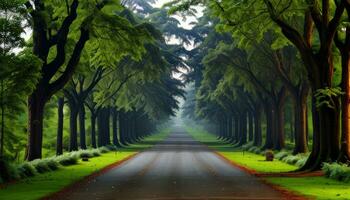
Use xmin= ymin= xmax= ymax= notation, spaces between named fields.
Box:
xmin=175 ymin=0 xmax=350 ymax=171
xmin=0 ymin=0 xmax=187 ymax=161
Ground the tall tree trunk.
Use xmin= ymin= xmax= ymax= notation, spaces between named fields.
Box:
xmin=97 ymin=108 xmax=110 ymax=147
xmin=339 ymin=35 xmax=350 ymax=161
xmin=264 ymin=102 xmax=275 ymax=149
xmin=79 ymin=104 xmax=86 ymax=149
xmin=302 ymin=81 xmax=341 ymax=170
xmin=228 ymin=116 xmax=234 ymax=142
xmin=238 ymin=112 xmax=247 ymax=145
xmin=119 ymin=112 xmax=127 ymax=145
xmin=69 ymin=105 xmax=79 ymax=151
xmin=293 ymin=91 xmax=309 ymax=154
xmin=234 ymin=117 xmax=239 ymax=143
xmin=275 ymin=91 xmax=286 ymax=150
xmin=253 ymin=108 xmax=262 ymax=146
xmin=248 ymin=112 xmax=254 ymax=141
xmin=112 ymin=109 xmax=120 ymax=147
xmin=56 ymin=97 xmax=64 ymax=155
xmin=26 ymin=90 xmax=46 ymax=160
xmin=90 ymin=113 xmax=97 ymax=148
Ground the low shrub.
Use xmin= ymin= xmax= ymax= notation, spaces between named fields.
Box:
xmin=91 ymin=149 xmax=101 ymax=157
xmin=282 ymin=155 xmax=300 ymax=165
xmin=0 ymin=159 xmax=19 ymax=183
xmin=247 ymin=146 xmax=261 ymax=154
xmin=17 ymin=163 xmax=37 ymax=178
xmin=275 ymin=151 xmax=290 ymax=160
xmin=242 ymin=142 xmax=254 ymax=151
xmin=98 ymin=147 xmax=111 ymax=153
xmin=105 ymin=145 xmax=118 ymax=151
xmin=30 ymin=158 xmax=60 ymax=173
xmin=78 ymin=150 xmax=94 ymax=158
xmin=45 ymin=159 xmax=60 ymax=170
xmin=55 ymin=154 xmax=78 ymax=166
xmin=295 ymin=157 xmax=308 ymax=167
xmin=322 ymin=163 xmax=350 ymax=182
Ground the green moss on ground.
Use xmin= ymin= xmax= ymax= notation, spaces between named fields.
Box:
xmin=0 ymin=130 xmax=170 ymax=200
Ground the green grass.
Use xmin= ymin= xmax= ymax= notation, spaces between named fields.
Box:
xmin=187 ymin=126 xmax=350 ymax=199
xmin=267 ymin=177 xmax=350 ymax=200
xmin=186 ymin=126 xmax=298 ymax=173
xmin=0 ymin=130 xmax=170 ymax=200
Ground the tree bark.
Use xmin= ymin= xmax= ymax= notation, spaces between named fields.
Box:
xmin=69 ymin=105 xmax=78 ymax=151
xmin=293 ymin=91 xmax=309 ymax=154
xmin=264 ymin=102 xmax=275 ymax=149
xmin=56 ymin=97 xmax=64 ymax=155
xmin=337 ymin=26 xmax=350 ymax=162
xmin=79 ymin=104 xmax=86 ymax=149
xmin=112 ymin=109 xmax=121 ymax=147
xmin=238 ymin=112 xmax=247 ymax=145
xmin=253 ymin=105 xmax=263 ymax=146
xmin=97 ymin=108 xmax=110 ymax=147
xmin=90 ymin=113 xmax=97 ymax=148
xmin=248 ymin=112 xmax=254 ymax=141
xmin=26 ymin=90 xmax=46 ymax=160
xmin=275 ymin=90 xmax=287 ymax=150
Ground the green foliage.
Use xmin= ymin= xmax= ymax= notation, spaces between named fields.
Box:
xmin=0 ymin=159 xmax=19 ymax=183
xmin=17 ymin=163 xmax=37 ymax=178
xmin=98 ymin=147 xmax=111 ymax=153
xmin=281 ymin=154 xmax=307 ymax=166
xmin=29 ymin=159 xmax=60 ymax=173
xmin=275 ymin=151 xmax=290 ymax=160
xmin=105 ymin=145 xmax=118 ymax=151
xmin=323 ymin=163 xmax=350 ymax=182
xmin=54 ymin=154 xmax=79 ymax=166
xmin=314 ymin=87 xmax=344 ymax=110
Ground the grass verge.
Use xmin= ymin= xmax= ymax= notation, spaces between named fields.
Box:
xmin=186 ymin=126 xmax=350 ymax=200
xmin=0 ymin=129 xmax=170 ymax=200
xmin=187 ymin=126 xmax=298 ymax=173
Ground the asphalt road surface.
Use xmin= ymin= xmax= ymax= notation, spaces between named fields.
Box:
xmin=56 ymin=127 xmax=285 ymax=200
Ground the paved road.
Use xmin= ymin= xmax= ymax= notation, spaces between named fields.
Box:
xmin=57 ymin=127 xmax=285 ymax=200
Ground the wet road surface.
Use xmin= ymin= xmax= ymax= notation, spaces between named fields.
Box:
xmin=57 ymin=128 xmax=285 ymax=200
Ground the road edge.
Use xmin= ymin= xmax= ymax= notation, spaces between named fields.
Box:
xmin=42 ymin=152 xmax=139 ymax=200
xmin=213 ymin=150 xmax=312 ymax=200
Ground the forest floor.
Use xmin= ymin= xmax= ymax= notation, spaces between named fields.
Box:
xmin=187 ymin=127 xmax=350 ymax=200
xmin=0 ymin=130 xmax=170 ymax=200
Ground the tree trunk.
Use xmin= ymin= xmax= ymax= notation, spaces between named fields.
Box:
xmin=253 ymin=106 xmax=262 ymax=146
xmin=264 ymin=102 xmax=275 ymax=149
xmin=234 ymin=117 xmax=239 ymax=143
xmin=238 ymin=112 xmax=247 ymax=145
xmin=112 ymin=109 xmax=121 ymax=147
xmin=275 ymin=91 xmax=286 ymax=150
xmin=69 ymin=105 xmax=79 ymax=151
xmin=248 ymin=112 xmax=254 ymax=141
xmin=56 ymin=97 xmax=64 ymax=155
xmin=97 ymin=108 xmax=110 ymax=147
xmin=90 ymin=113 xmax=97 ymax=148
xmin=26 ymin=90 xmax=46 ymax=160
xmin=339 ymin=43 xmax=350 ymax=161
xmin=119 ymin=112 xmax=127 ymax=145
xmin=301 ymin=85 xmax=341 ymax=171
xmin=79 ymin=104 xmax=86 ymax=149
xmin=293 ymin=92 xmax=309 ymax=154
